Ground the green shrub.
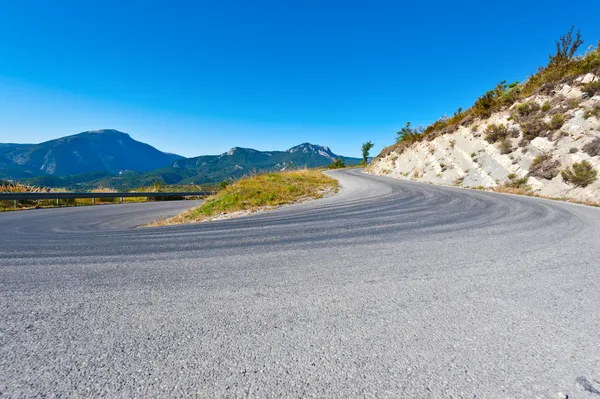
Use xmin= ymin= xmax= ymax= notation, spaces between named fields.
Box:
xmin=541 ymin=102 xmax=552 ymax=112
xmin=521 ymin=117 xmax=549 ymax=141
xmin=328 ymin=157 xmax=346 ymax=169
xmin=565 ymin=98 xmax=581 ymax=110
xmin=505 ymin=175 xmax=529 ymax=188
xmin=529 ymin=154 xmax=560 ymax=179
xmin=484 ymin=124 xmax=509 ymax=143
xmin=584 ymin=103 xmax=600 ymax=119
xmin=561 ymin=160 xmax=598 ymax=187
xmin=582 ymin=80 xmax=600 ymax=97
xmin=218 ymin=180 xmax=232 ymax=190
xmin=550 ymin=114 xmax=566 ymax=130
xmin=516 ymin=101 xmax=540 ymax=117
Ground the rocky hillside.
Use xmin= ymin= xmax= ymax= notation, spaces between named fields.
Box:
xmin=368 ymin=30 xmax=600 ymax=203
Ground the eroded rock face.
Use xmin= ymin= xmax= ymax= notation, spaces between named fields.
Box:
xmin=368 ymin=74 xmax=600 ymax=202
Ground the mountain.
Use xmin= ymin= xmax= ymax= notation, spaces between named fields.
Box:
xmin=14 ymin=142 xmax=361 ymax=189
xmin=164 ymin=143 xmax=361 ymax=184
xmin=0 ymin=129 xmax=183 ymax=179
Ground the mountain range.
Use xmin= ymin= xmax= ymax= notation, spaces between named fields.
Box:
xmin=0 ymin=130 xmax=360 ymax=188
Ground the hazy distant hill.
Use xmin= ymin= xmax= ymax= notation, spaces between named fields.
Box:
xmin=0 ymin=129 xmax=183 ymax=178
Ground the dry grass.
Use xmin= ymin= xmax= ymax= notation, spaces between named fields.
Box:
xmin=146 ymin=170 xmax=339 ymax=226
xmin=490 ymin=186 xmax=600 ymax=208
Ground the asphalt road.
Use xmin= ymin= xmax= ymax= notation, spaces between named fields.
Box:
xmin=2 ymin=169 xmax=600 ymax=398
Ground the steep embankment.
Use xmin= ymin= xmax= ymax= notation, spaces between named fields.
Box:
xmin=369 ymin=32 xmax=600 ymax=203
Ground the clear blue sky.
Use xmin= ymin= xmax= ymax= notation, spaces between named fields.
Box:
xmin=0 ymin=1 xmax=599 ymax=157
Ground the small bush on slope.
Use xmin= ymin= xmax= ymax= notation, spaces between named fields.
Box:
xmin=505 ymin=175 xmax=530 ymax=189
xmin=550 ymin=114 xmax=566 ymax=130
xmin=582 ymin=80 xmax=600 ymax=97
xmin=583 ymin=104 xmax=600 ymax=119
xmin=521 ymin=117 xmax=550 ymax=142
xmin=561 ymin=161 xmax=598 ymax=187
xmin=516 ymin=101 xmax=540 ymax=117
xmin=582 ymin=137 xmax=600 ymax=157
xmin=499 ymin=137 xmax=513 ymax=154
xmin=484 ymin=124 xmax=509 ymax=143
xmin=529 ymin=154 xmax=560 ymax=179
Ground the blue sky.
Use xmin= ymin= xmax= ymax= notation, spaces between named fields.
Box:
xmin=0 ymin=1 xmax=599 ymax=157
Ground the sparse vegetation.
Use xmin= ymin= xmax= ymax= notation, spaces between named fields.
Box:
xmin=516 ymin=101 xmax=540 ymax=117
xmin=541 ymin=101 xmax=552 ymax=112
xmin=499 ymin=137 xmax=513 ymax=154
xmin=505 ymin=175 xmax=529 ymax=189
xmin=582 ymin=80 xmax=600 ymax=97
xmin=520 ymin=117 xmax=550 ymax=142
xmin=565 ymin=98 xmax=581 ymax=110
xmin=529 ymin=154 xmax=560 ymax=179
xmin=148 ymin=170 xmax=338 ymax=225
xmin=550 ymin=114 xmax=566 ymax=130
xmin=582 ymin=137 xmax=600 ymax=157
xmin=561 ymin=160 xmax=598 ymax=187
xmin=484 ymin=124 xmax=509 ymax=143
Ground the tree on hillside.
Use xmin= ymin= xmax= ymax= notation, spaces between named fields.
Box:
xmin=361 ymin=141 xmax=374 ymax=166
xmin=396 ymin=122 xmax=424 ymax=144
xmin=550 ymin=25 xmax=584 ymax=66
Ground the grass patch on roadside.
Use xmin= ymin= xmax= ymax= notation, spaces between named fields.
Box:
xmin=147 ymin=169 xmax=339 ymax=226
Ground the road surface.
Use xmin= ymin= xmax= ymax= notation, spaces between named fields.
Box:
xmin=1 ymin=169 xmax=600 ymax=398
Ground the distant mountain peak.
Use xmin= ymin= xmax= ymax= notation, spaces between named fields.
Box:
xmin=82 ymin=129 xmax=130 ymax=137
xmin=224 ymin=147 xmax=258 ymax=156
xmin=287 ymin=143 xmax=336 ymax=160
xmin=0 ymin=129 xmax=182 ymax=178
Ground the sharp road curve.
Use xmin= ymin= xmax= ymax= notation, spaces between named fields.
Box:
xmin=2 ymin=169 xmax=600 ymax=398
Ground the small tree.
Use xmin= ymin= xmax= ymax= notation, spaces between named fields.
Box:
xmin=360 ymin=141 xmax=374 ymax=166
xmin=396 ymin=122 xmax=413 ymax=143
xmin=549 ymin=25 xmax=584 ymax=67
xmin=328 ymin=157 xmax=346 ymax=169
xmin=396 ymin=122 xmax=423 ymax=144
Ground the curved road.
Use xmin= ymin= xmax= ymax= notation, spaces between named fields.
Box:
xmin=1 ymin=169 xmax=600 ymax=398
